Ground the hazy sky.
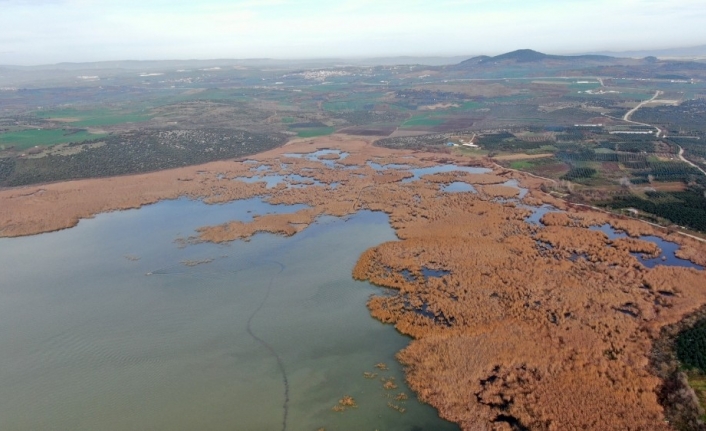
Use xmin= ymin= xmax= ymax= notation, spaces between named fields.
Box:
xmin=1 ymin=0 xmax=705 ymax=65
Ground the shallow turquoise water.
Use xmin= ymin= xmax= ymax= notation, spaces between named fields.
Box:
xmin=0 ymin=198 xmax=458 ymax=431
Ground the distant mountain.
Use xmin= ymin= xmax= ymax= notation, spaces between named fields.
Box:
xmin=584 ymin=45 xmax=706 ymax=59
xmin=492 ymin=49 xmax=552 ymax=62
xmin=454 ymin=49 xmax=617 ymax=68
xmin=0 ymin=56 xmax=470 ymax=72
xmin=446 ymin=48 xmax=706 ymax=80
xmin=0 ymin=58 xmax=344 ymax=71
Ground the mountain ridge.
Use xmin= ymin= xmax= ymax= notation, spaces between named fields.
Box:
xmin=459 ymin=49 xmax=617 ymax=66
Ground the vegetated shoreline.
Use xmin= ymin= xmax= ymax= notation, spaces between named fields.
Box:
xmin=651 ymin=305 xmax=706 ymax=431
xmin=1 ymin=134 xmax=706 ymax=430
xmin=0 ymin=135 xmax=445 ymax=238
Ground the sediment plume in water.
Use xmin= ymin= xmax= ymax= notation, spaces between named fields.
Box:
xmin=2 ymin=135 xmax=706 ymax=430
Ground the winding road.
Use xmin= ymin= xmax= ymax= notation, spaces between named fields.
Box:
xmin=677 ymin=145 xmax=706 ymax=177
xmin=623 ymin=90 xmax=662 ymax=122
xmin=618 ymin=90 xmax=705 ymax=176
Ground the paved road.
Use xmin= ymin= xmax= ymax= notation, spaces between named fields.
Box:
xmin=677 ymin=145 xmax=706 ymax=176
xmin=491 ymin=83 xmax=706 ymax=241
xmin=623 ymin=90 xmax=661 ymax=122
xmin=620 ymin=89 xmax=705 ymax=177
xmin=494 ymin=160 xmax=706 ymax=244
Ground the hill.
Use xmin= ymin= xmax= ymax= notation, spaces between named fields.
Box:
xmin=454 ymin=49 xmax=618 ymax=68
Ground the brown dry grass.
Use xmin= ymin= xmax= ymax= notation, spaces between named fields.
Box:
xmin=478 ymin=184 xmax=520 ymax=198
xmin=353 ymin=199 xmax=705 ymax=430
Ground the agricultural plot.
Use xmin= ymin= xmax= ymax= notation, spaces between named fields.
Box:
xmin=0 ymin=129 xmax=104 ymax=151
xmin=506 ymin=156 xmax=571 ymax=178
xmin=400 ymin=115 xmax=446 ymax=129
xmin=452 ymin=101 xmax=484 ymax=111
xmin=634 ymin=99 xmax=706 ymax=132
xmin=293 ymin=126 xmax=336 ymax=138
xmin=568 ymin=81 xmax=602 ymax=92
xmin=597 ymin=188 xmax=706 ymax=232
xmin=37 ymin=108 xmax=152 ymax=127
xmin=168 ymin=89 xmax=252 ymax=104
xmin=322 ymin=92 xmax=384 ymax=112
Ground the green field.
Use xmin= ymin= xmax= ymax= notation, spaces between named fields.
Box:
xmin=0 ymin=129 xmax=105 ymax=151
xmin=401 ymin=115 xmax=445 ymax=128
xmin=323 ymin=99 xmax=378 ymax=112
xmin=568 ymin=81 xmax=602 ymax=91
xmin=295 ymin=127 xmax=335 ymax=138
xmin=454 ymin=101 xmax=484 ymax=111
xmin=37 ymin=108 xmax=151 ymax=127
xmin=510 ymin=160 xmax=534 ymax=169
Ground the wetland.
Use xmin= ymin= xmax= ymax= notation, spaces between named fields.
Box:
xmin=1 ymin=135 xmax=706 ymax=430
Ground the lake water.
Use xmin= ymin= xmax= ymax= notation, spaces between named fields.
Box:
xmin=0 ymin=198 xmax=458 ymax=431
xmin=284 ymin=149 xmax=350 ymax=168
xmin=441 ymin=182 xmax=477 ymax=193
xmin=589 ymin=224 xmax=703 ymax=270
xmin=522 ymin=204 xmax=561 ymax=225
xmin=400 ymin=165 xmax=491 ymax=183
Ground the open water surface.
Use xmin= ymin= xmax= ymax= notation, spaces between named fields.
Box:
xmin=0 ymin=198 xmax=458 ymax=431
xmin=400 ymin=165 xmax=490 ymax=183
xmin=589 ymin=224 xmax=703 ymax=270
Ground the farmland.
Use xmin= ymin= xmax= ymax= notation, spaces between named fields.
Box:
xmin=2 ymin=50 xmax=706 ymax=233
xmin=0 ymin=129 xmax=105 ymax=151
xmin=37 ymin=108 xmax=152 ymax=127
xmin=293 ymin=126 xmax=335 ymax=138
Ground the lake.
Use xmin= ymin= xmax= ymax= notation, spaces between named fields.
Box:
xmin=0 ymin=197 xmax=459 ymax=431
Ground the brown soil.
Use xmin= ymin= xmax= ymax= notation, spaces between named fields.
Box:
xmin=1 ymin=134 xmax=705 ymax=431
